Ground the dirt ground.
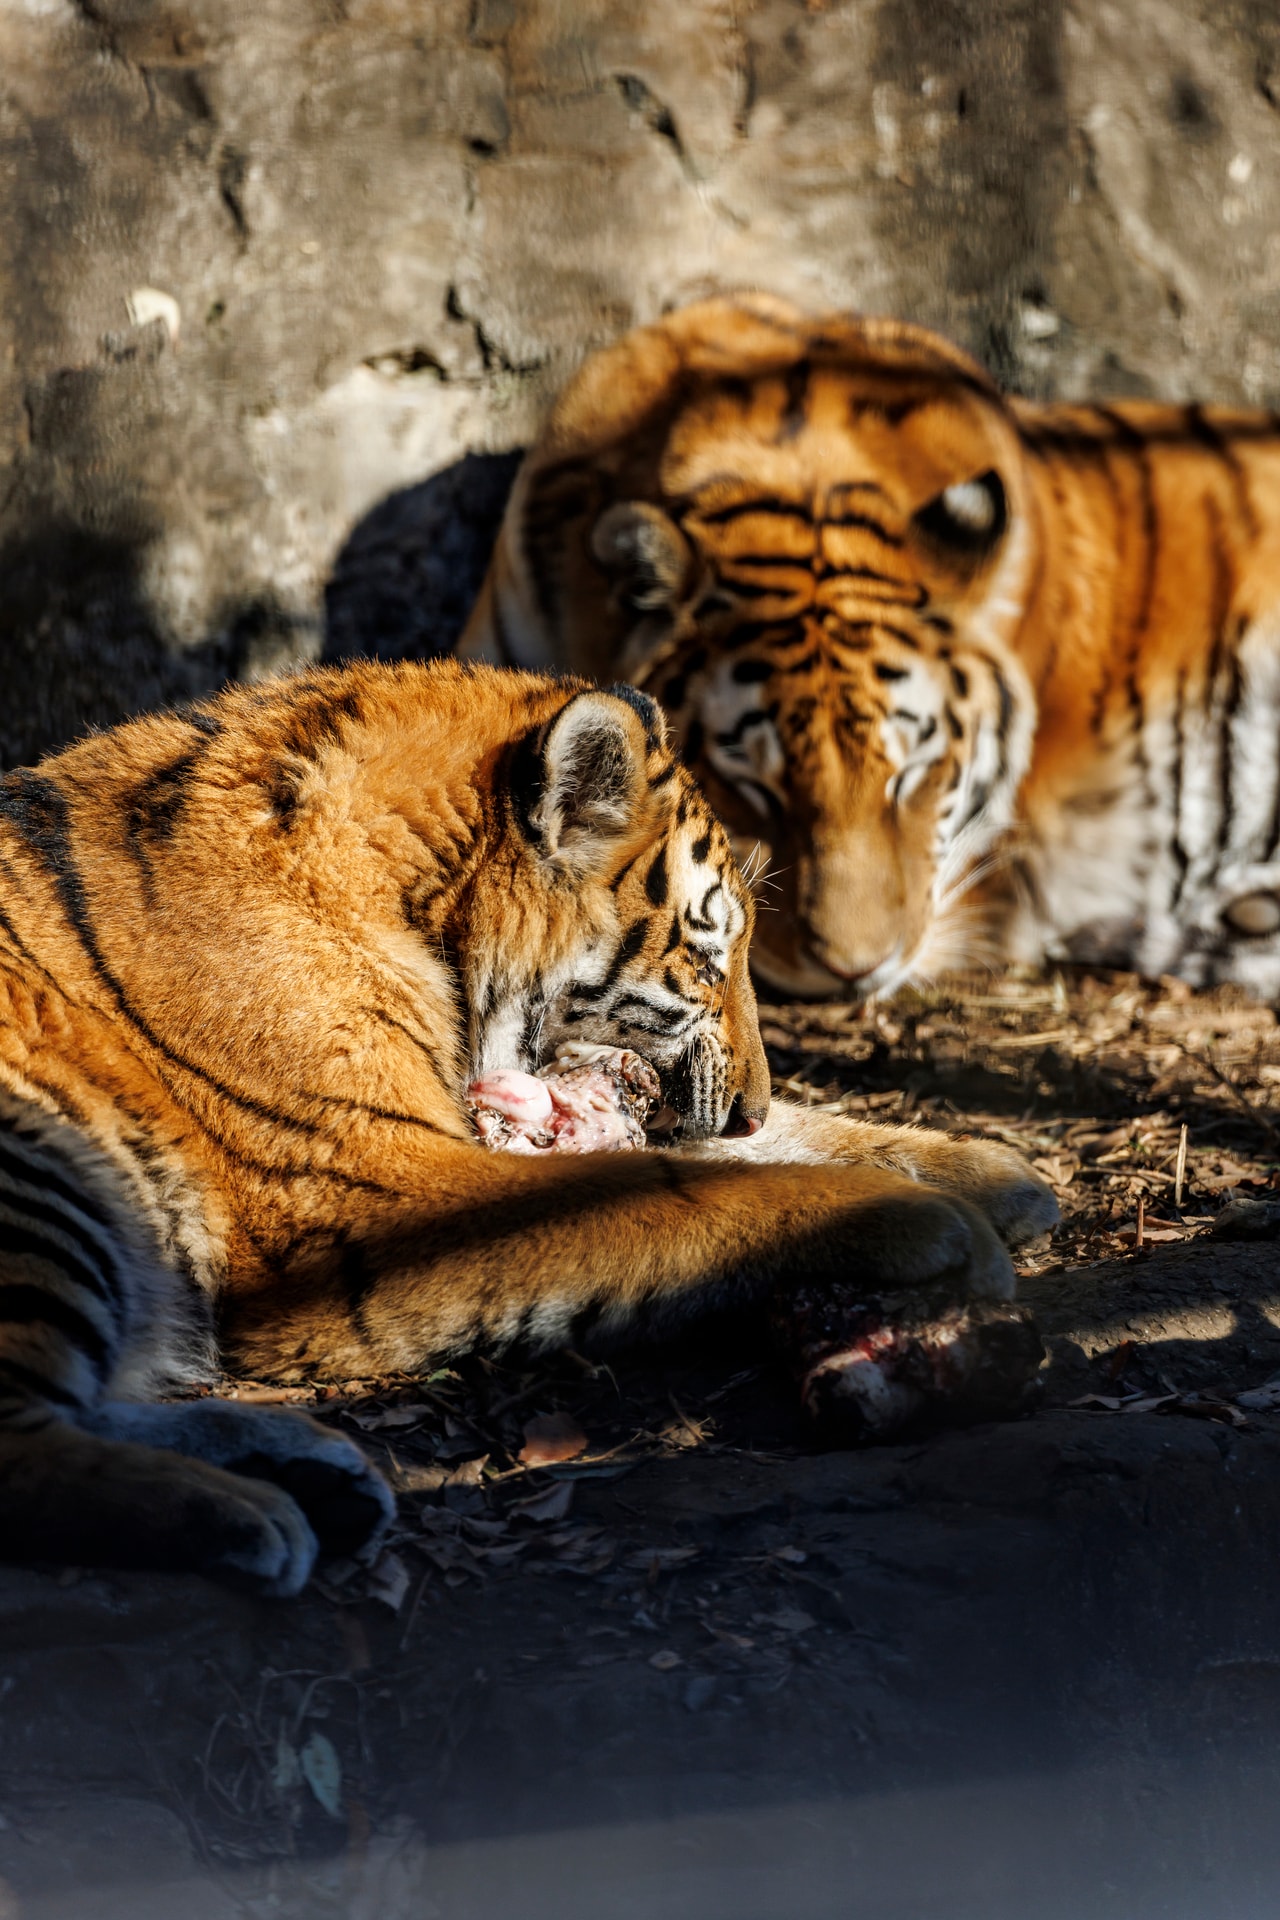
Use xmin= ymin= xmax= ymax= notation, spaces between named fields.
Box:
xmin=4 ymin=969 xmax=1280 ymax=1920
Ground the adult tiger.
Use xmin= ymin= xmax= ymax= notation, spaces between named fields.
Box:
xmin=460 ymin=295 xmax=1280 ymax=999
xmin=0 ymin=660 xmax=1054 ymax=1592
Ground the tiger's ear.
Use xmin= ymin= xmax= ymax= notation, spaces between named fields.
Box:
xmin=590 ymin=502 xmax=696 ymax=615
xmin=526 ymin=689 xmax=664 ymax=868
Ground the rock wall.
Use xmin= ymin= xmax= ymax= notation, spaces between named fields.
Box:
xmin=2 ymin=0 xmax=1278 ymax=764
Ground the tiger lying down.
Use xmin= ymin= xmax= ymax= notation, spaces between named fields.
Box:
xmin=0 ymin=661 xmax=1055 ymax=1594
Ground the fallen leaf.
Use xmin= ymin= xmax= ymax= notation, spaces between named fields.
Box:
xmin=649 ymin=1649 xmax=682 ymax=1671
xmin=511 ymin=1481 xmax=574 ymax=1524
xmin=1238 ymin=1377 xmax=1280 ymax=1412
xmin=272 ymin=1732 xmax=301 ymax=1793
xmin=388 ymin=1461 xmax=451 ymax=1493
xmin=624 ymin=1545 xmax=701 ymax=1572
xmin=300 ymin=1731 xmax=343 ymax=1820
xmin=349 ymin=1404 xmax=431 ymax=1432
xmin=519 ymin=1411 xmax=589 ymax=1468
xmin=367 ymin=1549 xmax=411 ymax=1613
xmin=445 ymin=1455 xmax=490 ymax=1488
xmin=766 ymin=1608 xmax=816 ymax=1635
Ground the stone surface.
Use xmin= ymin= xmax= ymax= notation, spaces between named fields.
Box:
xmin=2 ymin=1 xmax=1280 ymax=762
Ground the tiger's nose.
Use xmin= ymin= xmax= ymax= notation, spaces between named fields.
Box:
xmin=721 ymin=1094 xmax=764 ymax=1138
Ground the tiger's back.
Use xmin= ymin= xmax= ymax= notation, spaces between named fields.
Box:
xmin=463 ymin=295 xmax=1280 ymax=997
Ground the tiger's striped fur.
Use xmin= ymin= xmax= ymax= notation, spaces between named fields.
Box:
xmin=461 ymin=294 xmax=1280 ymax=998
xmin=0 ymin=659 xmax=1054 ymax=1591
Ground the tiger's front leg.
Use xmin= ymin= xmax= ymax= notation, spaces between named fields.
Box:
xmin=695 ymin=1101 xmax=1060 ymax=1263
xmin=223 ymin=1139 xmax=1025 ymax=1381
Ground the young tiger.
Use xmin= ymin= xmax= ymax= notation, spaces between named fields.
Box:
xmin=461 ymin=294 xmax=1280 ymax=999
xmin=0 ymin=660 xmax=1054 ymax=1593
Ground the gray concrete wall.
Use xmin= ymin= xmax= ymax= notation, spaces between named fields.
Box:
xmin=2 ymin=0 xmax=1278 ymax=765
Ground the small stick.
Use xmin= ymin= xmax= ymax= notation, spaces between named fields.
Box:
xmin=1174 ymin=1123 xmax=1188 ymax=1210
xmin=1136 ymin=1194 xmax=1145 ymax=1249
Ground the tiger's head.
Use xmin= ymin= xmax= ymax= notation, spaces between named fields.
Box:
xmin=457 ymin=675 xmax=770 ymax=1140
xmin=463 ymin=296 xmax=1039 ymax=997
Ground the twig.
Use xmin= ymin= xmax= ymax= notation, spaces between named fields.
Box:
xmin=1174 ymin=1123 xmax=1188 ymax=1209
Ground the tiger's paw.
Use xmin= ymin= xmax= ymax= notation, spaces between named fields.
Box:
xmin=844 ymin=1184 xmax=1018 ymax=1303
xmin=191 ymin=1404 xmax=395 ymax=1560
xmin=91 ymin=1399 xmax=395 ymax=1562
xmin=889 ymin=1133 xmax=1060 ymax=1251
xmin=197 ymin=1472 xmax=321 ymax=1598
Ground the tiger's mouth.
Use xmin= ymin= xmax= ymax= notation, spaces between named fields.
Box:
xmin=653 ymin=1038 xmax=762 ymax=1140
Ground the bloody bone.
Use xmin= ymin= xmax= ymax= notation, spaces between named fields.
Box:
xmin=773 ymin=1278 xmax=1045 ymax=1443
xmin=466 ymin=1046 xmax=661 ymax=1154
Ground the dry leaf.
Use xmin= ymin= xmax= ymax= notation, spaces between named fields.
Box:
xmin=349 ymin=1404 xmax=430 ymax=1432
xmin=765 ymin=1607 xmax=816 ymax=1635
xmin=624 ymin=1545 xmax=700 ymax=1572
xmin=300 ymin=1731 xmax=343 ymax=1820
xmin=519 ymin=1411 xmax=589 ymax=1468
xmin=272 ymin=1731 xmax=301 ymax=1793
xmin=1238 ymin=1376 xmax=1280 ymax=1411
xmin=445 ymin=1455 xmax=489 ymax=1488
xmin=511 ymin=1481 xmax=574 ymax=1524
xmin=367 ymin=1549 xmax=411 ymax=1613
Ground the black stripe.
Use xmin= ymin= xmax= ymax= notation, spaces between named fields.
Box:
xmin=0 ymin=1280 xmax=112 ymax=1371
xmin=1215 ymin=616 xmax=1247 ymax=865
xmin=0 ymin=1133 xmax=123 ymax=1253
xmin=1169 ymin=666 xmax=1190 ymax=906
xmin=0 ymin=1356 xmax=82 ymax=1410
xmin=714 ymin=706 xmax=773 ymax=750
xmin=721 ymin=552 xmax=815 ymax=577
xmin=1202 ymin=494 xmax=1238 ymax=870
xmin=645 ymin=845 xmax=669 ymax=908
xmin=569 ymin=918 xmax=652 ymax=1003
xmin=822 ymin=511 xmax=902 ymax=546
xmin=777 ymin=360 xmax=811 ymax=443
xmin=833 ymin=620 xmax=921 ymax=652
xmin=830 ymin=570 xmax=928 ymax=608
xmin=692 ymin=498 xmax=811 ymax=527
xmin=0 ymin=1173 xmax=125 ymax=1309
xmin=0 ymin=1211 xmax=121 ymax=1322
xmin=1185 ymin=405 xmax=1261 ymax=538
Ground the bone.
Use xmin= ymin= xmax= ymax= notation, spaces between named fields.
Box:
xmin=772 ymin=1278 xmax=1044 ymax=1443
xmin=466 ymin=1048 xmax=661 ymax=1154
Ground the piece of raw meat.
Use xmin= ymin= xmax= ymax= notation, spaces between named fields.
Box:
xmin=466 ymin=1045 xmax=661 ymax=1154
xmin=772 ymin=1277 xmax=1044 ymax=1443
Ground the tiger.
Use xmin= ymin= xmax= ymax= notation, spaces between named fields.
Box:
xmin=460 ymin=293 xmax=1280 ymax=1001
xmin=0 ymin=658 xmax=1056 ymax=1593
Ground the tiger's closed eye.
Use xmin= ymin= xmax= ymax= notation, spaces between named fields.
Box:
xmin=691 ymin=953 xmax=722 ymax=987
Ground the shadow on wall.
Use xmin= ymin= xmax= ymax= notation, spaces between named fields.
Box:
xmin=0 ymin=522 xmax=237 ymax=772
xmin=322 ymin=450 xmax=522 ymax=667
